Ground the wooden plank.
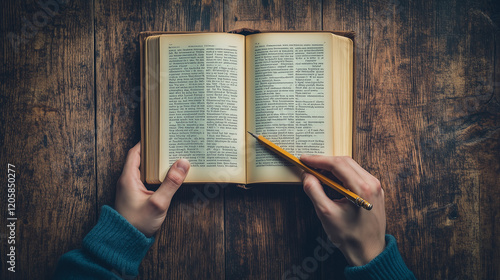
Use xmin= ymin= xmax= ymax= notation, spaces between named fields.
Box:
xmin=475 ymin=1 xmax=500 ymax=279
xmin=225 ymin=185 xmax=337 ymax=280
xmin=94 ymin=0 xmax=224 ymax=278
xmin=0 ymin=0 xmax=95 ymax=279
xmin=324 ymin=0 xmax=499 ymax=279
xmin=224 ymin=0 xmax=322 ymax=31
xmin=155 ymin=184 xmax=225 ymax=279
xmin=224 ymin=1 xmax=331 ymax=279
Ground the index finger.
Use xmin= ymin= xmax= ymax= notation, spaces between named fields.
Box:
xmin=344 ymin=158 xmax=381 ymax=188
xmin=300 ymin=155 xmax=366 ymax=195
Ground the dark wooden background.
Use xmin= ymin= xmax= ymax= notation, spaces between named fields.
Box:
xmin=1 ymin=0 xmax=499 ymax=279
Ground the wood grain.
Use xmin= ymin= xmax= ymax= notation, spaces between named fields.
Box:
xmin=224 ymin=0 xmax=322 ymax=31
xmin=94 ymin=0 xmax=224 ymax=278
xmin=324 ymin=0 xmax=500 ymax=279
xmin=225 ymin=185 xmax=340 ymax=280
xmin=0 ymin=0 xmax=95 ymax=279
xmin=474 ymin=1 xmax=500 ymax=279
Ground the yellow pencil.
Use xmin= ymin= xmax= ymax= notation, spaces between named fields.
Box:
xmin=248 ymin=131 xmax=373 ymax=210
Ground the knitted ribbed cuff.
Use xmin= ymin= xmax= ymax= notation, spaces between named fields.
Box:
xmin=344 ymin=235 xmax=416 ymax=280
xmin=83 ymin=205 xmax=155 ymax=278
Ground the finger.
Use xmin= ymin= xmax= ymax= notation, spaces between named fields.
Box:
xmin=300 ymin=154 xmax=345 ymax=173
xmin=300 ymin=155 xmax=366 ymax=195
xmin=302 ymin=172 xmax=340 ymax=217
xmin=122 ymin=142 xmax=141 ymax=176
xmin=148 ymin=159 xmax=190 ymax=212
xmin=347 ymin=159 xmax=384 ymax=195
xmin=343 ymin=158 xmax=374 ymax=182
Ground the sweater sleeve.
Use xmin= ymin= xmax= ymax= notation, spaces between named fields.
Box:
xmin=344 ymin=234 xmax=416 ymax=280
xmin=53 ymin=205 xmax=155 ymax=279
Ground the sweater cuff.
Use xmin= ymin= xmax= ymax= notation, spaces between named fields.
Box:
xmin=344 ymin=234 xmax=416 ymax=280
xmin=83 ymin=205 xmax=155 ymax=278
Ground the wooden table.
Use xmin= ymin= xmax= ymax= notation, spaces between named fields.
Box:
xmin=1 ymin=0 xmax=499 ymax=279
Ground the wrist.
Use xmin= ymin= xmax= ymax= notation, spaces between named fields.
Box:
xmin=342 ymin=238 xmax=386 ymax=266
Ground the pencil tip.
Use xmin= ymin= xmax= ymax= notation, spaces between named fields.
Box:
xmin=247 ymin=131 xmax=258 ymax=139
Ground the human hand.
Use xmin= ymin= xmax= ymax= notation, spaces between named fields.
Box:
xmin=300 ymin=155 xmax=386 ymax=266
xmin=115 ymin=142 xmax=190 ymax=237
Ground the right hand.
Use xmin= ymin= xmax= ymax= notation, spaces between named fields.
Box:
xmin=300 ymin=155 xmax=386 ymax=267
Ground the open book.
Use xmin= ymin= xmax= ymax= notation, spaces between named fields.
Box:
xmin=141 ymin=31 xmax=354 ymax=184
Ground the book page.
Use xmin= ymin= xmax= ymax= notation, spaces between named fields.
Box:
xmin=245 ymin=33 xmax=335 ymax=183
xmin=158 ymin=33 xmax=246 ymax=183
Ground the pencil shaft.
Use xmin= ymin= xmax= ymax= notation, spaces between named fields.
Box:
xmin=251 ymin=133 xmax=372 ymax=210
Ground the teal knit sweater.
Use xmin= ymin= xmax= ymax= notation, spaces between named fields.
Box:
xmin=344 ymin=235 xmax=416 ymax=279
xmin=53 ymin=205 xmax=155 ymax=279
xmin=54 ymin=206 xmax=416 ymax=279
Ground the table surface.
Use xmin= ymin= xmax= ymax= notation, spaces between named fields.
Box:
xmin=1 ymin=0 xmax=499 ymax=279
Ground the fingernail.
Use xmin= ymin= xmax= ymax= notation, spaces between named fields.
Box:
xmin=176 ymin=159 xmax=190 ymax=173
xmin=300 ymin=154 xmax=308 ymax=160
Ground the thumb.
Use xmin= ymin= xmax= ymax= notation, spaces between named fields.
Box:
xmin=148 ymin=159 xmax=190 ymax=212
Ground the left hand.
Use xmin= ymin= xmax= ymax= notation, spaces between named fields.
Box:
xmin=114 ymin=142 xmax=190 ymax=237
